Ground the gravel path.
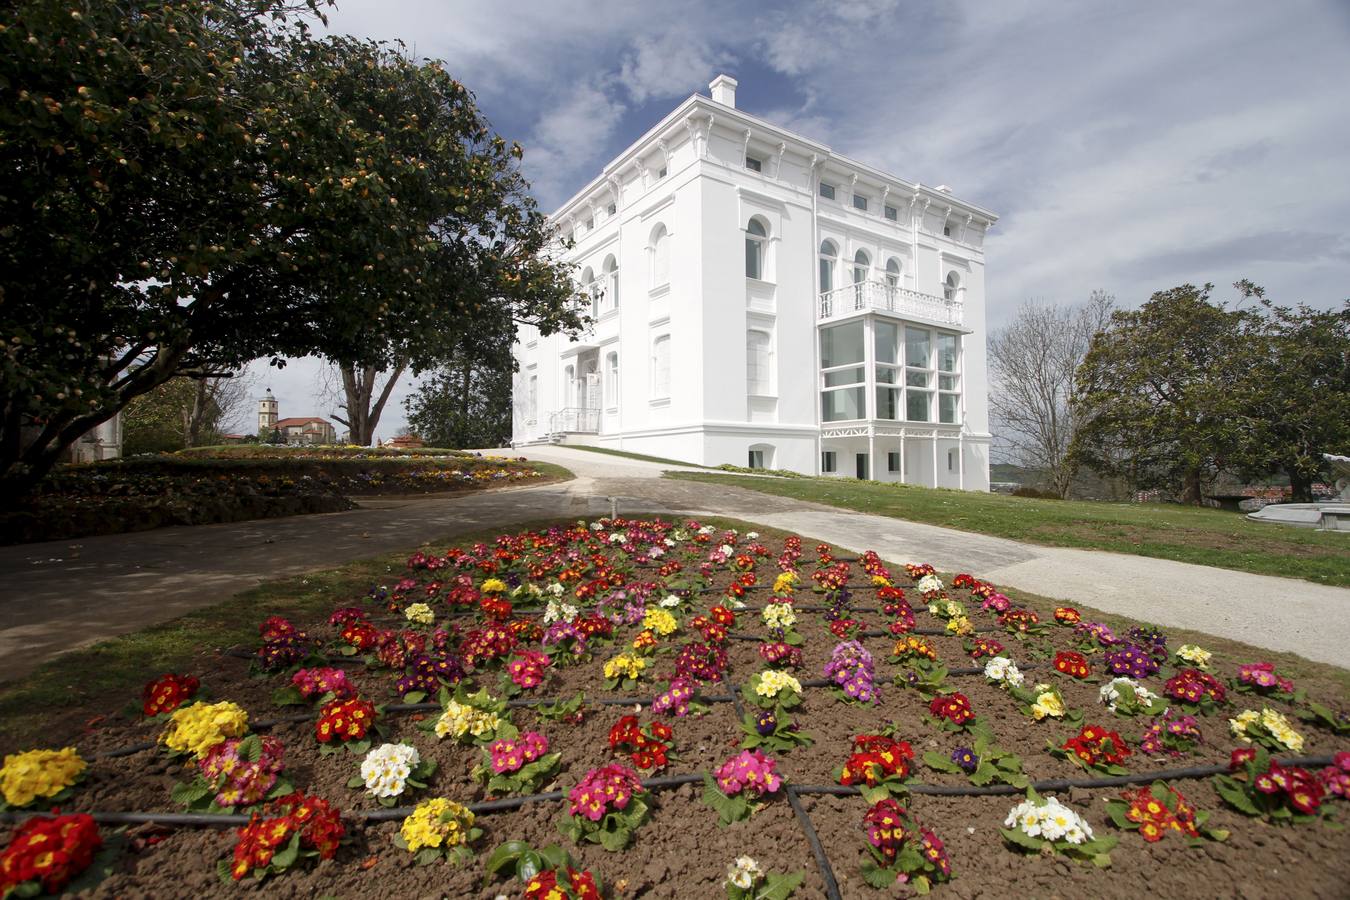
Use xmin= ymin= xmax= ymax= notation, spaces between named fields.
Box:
xmin=0 ymin=445 xmax=1345 ymax=681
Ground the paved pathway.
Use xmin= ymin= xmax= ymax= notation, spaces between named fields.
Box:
xmin=1 ymin=446 xmax=1346 ymax=681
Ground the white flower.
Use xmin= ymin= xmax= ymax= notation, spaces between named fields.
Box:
xmin=1099 ymin=677 xmax=1156 ymax=712
xmin=1005 ymin=796 xmax=1093 ymax=844
xmin=983 ymin=656 xmax=1024 ymax=687
xmin=719 ymin=543 xmax=735 ymax=557
xmin=609 ymin=533 xmax=625 ymax=543
xmin=664 ymin=537 xmax=676 ymax=547
xmin=545 ymin=582 xmax=564 ymax=597
xmin=360 ymin=743 xmax=420 ymax=798
xmin=917 ymin=574 xmax=944 ymax=594
xmin=658 ymin=595 xmax=682 ymax=608
xmin=589 ymin=521 xmax=604 ymax=531
xmin=698 ymin=525 xmax=715 ymax=535
xmin=726 ymin=856 xmax=763 ymax=890
xmin=762 ymin=604 xmax=796 ymax=630
xmin=746 ymin=532 xmax=759 ymax=540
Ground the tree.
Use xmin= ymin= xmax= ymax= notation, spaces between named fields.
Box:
xmin=989 ymin=291 xmax=1113 ymax=498
xmin=0 ymin=0 xmax=583 ymax=493
xmin=1070 ymin=284 xmax=1260 ymax=503
xmin=121 ymin=370 xmax=253 ymax=453
xmin=1233 ymin=282 xmax=1350 ymax=501
xmin=404 ymin=309 xmax=515 ymax=449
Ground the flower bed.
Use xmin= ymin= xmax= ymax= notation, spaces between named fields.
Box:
xmin=2 ymin=519 xmax=1348 ymax=898
xmin=0 ymin=453 xmax=547 ymax=544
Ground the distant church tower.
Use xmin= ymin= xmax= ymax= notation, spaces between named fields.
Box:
xmin=258 ymin=389 xmax=278 ymax=436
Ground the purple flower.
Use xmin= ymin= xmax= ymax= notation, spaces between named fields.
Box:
xmin=951 ymin=746 xmax=978 ymax=774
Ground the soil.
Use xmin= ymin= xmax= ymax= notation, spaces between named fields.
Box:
xmin=3 ymin=521 xmax=1348 ymax=898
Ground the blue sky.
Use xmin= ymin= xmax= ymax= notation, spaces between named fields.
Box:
xmin=255 ymin=0 xmax=1350 ymax=441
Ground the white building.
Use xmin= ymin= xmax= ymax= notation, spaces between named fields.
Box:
xmin=512 ymin=75 xmax=997 ymax=489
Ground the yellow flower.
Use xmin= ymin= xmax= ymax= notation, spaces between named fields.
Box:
xmin=400 ymin=798 xmax=474 ymax=853
xmin=0 ymin=747 xmax=86 ymax=808
xmin=1176 ymin=644 xmax=1212 ymax=669
xmin=404 ymin=602 xmax=435 ymax=625
xmin=755 ymin=670 xmax=802 ymax=699
xmin=480 ymin=578 xmax=508 ymax=594
xmin=1031 ymin=689 xmax=1064 ymax=720
xmin=160 ymin=701 xmax=249 ymax=758
xmin=603 ymin=653 xmax=647 ymax=681
xmin=434 ymin=700 xmax=499 ymax=740
xmin=642 ymin=608 xmax=678 ymax=637
xmin=946 ymin=615 xmax=974 ymax=636
xmin=772 ymin=572 xmax=799 ymax=595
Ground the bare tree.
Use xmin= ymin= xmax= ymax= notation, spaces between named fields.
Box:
xmin=183 ymin=366 xmax=257 ymax=445
xmin=989 ymin=291 xmax=1114 ymax=498
xmin=326 ymin=361 xmax=408 ymax=446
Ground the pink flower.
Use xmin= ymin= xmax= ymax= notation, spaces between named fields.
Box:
xmin=714 ymin=750 xmax=782 ymax=797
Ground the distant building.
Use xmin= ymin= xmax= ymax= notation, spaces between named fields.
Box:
xmin=63 ymin=415 xmax=122 ymax=463
xmin=257 ymin=390 xmax=337 ymax=445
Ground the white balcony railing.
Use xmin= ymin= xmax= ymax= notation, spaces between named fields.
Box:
xmin=548 ymin=407 xmax=600 ymax=435
xmin=819 ymin=281 xmax=963 ymax=326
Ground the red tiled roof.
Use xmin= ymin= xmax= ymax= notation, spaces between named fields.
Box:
xmin=275 ymin=417 xmax=331 ymax=428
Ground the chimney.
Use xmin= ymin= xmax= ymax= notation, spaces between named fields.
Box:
xmin=709 ymin=74 xmax=737 ymax=108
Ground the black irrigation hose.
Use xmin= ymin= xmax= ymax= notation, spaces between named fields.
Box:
xmin=0 ymin=774 xmax=710 ymax=828
xmin=785 ymin=786 xmax=843 ymax=900
xmin=790 ymin=754 xmax=1343 ymax=799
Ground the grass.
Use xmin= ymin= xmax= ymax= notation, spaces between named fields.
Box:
xmin=667 ymin=472 xmax=1350 ymax=587
xmin=3 ymin=512 xmax=1344 ymax=755
xmin=561 ymin=445 xmax=711 ymax=468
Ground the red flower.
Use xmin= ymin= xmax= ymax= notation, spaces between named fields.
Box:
xmin=142 ymin=673 xmax=200 ymax=717
xmin=928 ymin=693 xmax=975 ymax=725
xmin=0 ymin=813 xmax=101 ymax=896
xmin=315 ymin=698 xmax=377 ymax=743
xmin=1053 ymin=651 xmax=1091 ymax=679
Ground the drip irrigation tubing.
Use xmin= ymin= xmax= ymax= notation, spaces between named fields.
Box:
xmin=784 ymin=786 xmax=842 ymax=900
xmin=789 ymin=754 xmax=1342 ymax=799
xmin=9 ymin=754 xmax=1341 ymax=829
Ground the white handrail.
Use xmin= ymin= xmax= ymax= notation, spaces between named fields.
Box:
xmin=819 ymin=281 xmax=962 ymax=326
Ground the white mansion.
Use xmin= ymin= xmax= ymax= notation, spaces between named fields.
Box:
xmin=512 ymin=75 xmax=997 ymax=490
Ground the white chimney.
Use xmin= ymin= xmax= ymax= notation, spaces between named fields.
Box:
xmin=709 ymin=74 xmax=737 ymax=108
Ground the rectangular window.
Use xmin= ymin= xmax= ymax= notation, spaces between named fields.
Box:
xmin=939 ymin=393 xmax=959 ymax=424
xmin=855 ymin=453 xmax=869 ymax=479
xmin=905 ymin=327 xmax=931 ymax=369
xmin=876 ymin=386 xmax=900 ymax=420
xmin=748 ymin=449 xmax=765 ymax=468
xmin=906 ymin=390 xmax=931 ymax=422
xmin=527 ymin=374 xmax=538 ymax=423
xmin=888 ymin=451 xmax=901 ymax=472
xmin=747 ymin=331 xmax=771 ymax=395
xmin=948 ymin=449 xmax=958 ymax=472
xmin=937 ymin=333 xmax=959 ymax=372
xmin=822 ymin=387 xmax=865 ymax=421
xmin=607 ymin=202 xmax=617 ymax=215
xmin=658 ymin=165 xmax=668 ymax=179
xmin=822 ymin=451 xmax=837 ymax=473
xmin=651 ymin=335 xmax=671 ymax=398
xmin=819 ymin=182 xmax=835 ymax=201
xmin=584 ymin=218 xmax=594 ymax=231
xmin=745 ymin=156 xmax=762 ymax=172
xmin=745 ymin=237 xmax=761 ymax=280
xmin=852 ymin=194 xmax=868 ymax=211
xmin=884 ymin=205 xmax=898 ymax=221
xmin=820 ymin=321 xmax=864 ymax=368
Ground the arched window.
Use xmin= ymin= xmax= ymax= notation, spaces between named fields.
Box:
xmin=746 ymin=330 xmax=771 ymax=395
xmin=579 ymin=266 xmax=596 ymax=316
xmin=563 ymin=363 xmax=576 ymax=407
xmin=745 ymin=218 xmax=767 ymax=280
xmin=747 ymin=443 xmax=774 ymax=469
xmin=604 ymin=351 xmax=619 ymax=409
xmin=526 ymin=374 xmax=538 ymax=424
xmin=651 ymin=334 xmax=672 ymax=399
xmin=818 ymin=240 xmax=838 ymax=294
xmin=885 ymin=258 xmax=901 ymax=289
xmin=944 ymin=271 xmax=960 ymax=302
xmin=852 ymin=249 xmax=870 ymax=285
xmin=602 ymin=255 xmax=619 ymax=310
xmin=650 ymin=225 xmax=670 ymax=288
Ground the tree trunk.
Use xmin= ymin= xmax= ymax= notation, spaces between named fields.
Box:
xmin=1288 ymin=469 xmax=1314 ymax=503
xmin=186 ymin=379 xmax=209 ymax=447
xmin=1181 ymin=468 xmax=1204 ymax=505
xmin=335 ymin=361 xmax=407 ymax=446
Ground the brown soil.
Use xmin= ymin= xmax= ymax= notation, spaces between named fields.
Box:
xmin=3 ymin=523 xmax=1347 ymax=898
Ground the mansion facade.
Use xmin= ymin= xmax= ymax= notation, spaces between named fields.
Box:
xmin=512 ymin=75 xmax=996 ymax=490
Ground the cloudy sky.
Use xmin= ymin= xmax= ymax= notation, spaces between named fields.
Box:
xmin=257 ymin=0 xmax=1350 ymax=441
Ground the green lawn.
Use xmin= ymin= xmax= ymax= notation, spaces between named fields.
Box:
xmin=667 ymin=473 xmax=1350 ymax=587
xmin=561 ymin=444 xmax=711 ymax=468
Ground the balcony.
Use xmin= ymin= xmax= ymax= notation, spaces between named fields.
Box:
xmin=548 ymin=407 xmax=600 ymax=436
xmin=819 ymin=281 xmax=962 ymax=327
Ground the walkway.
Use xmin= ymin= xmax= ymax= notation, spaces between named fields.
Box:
xmin=1 ymin=446 xmax=1346 ymax=680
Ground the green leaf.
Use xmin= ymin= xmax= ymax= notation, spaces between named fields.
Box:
xmin=922 ymin=751 xmax=961 ymax=773
xmin=403 ymin=691 xmax=427 ymax=704
xmin=860 ymin=860 xmax=897 ymax=889
xmin=271 ymin=833 xmax=302 ymax=869
xmin=1001 ymin=827 xmax=1045 ymax=852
